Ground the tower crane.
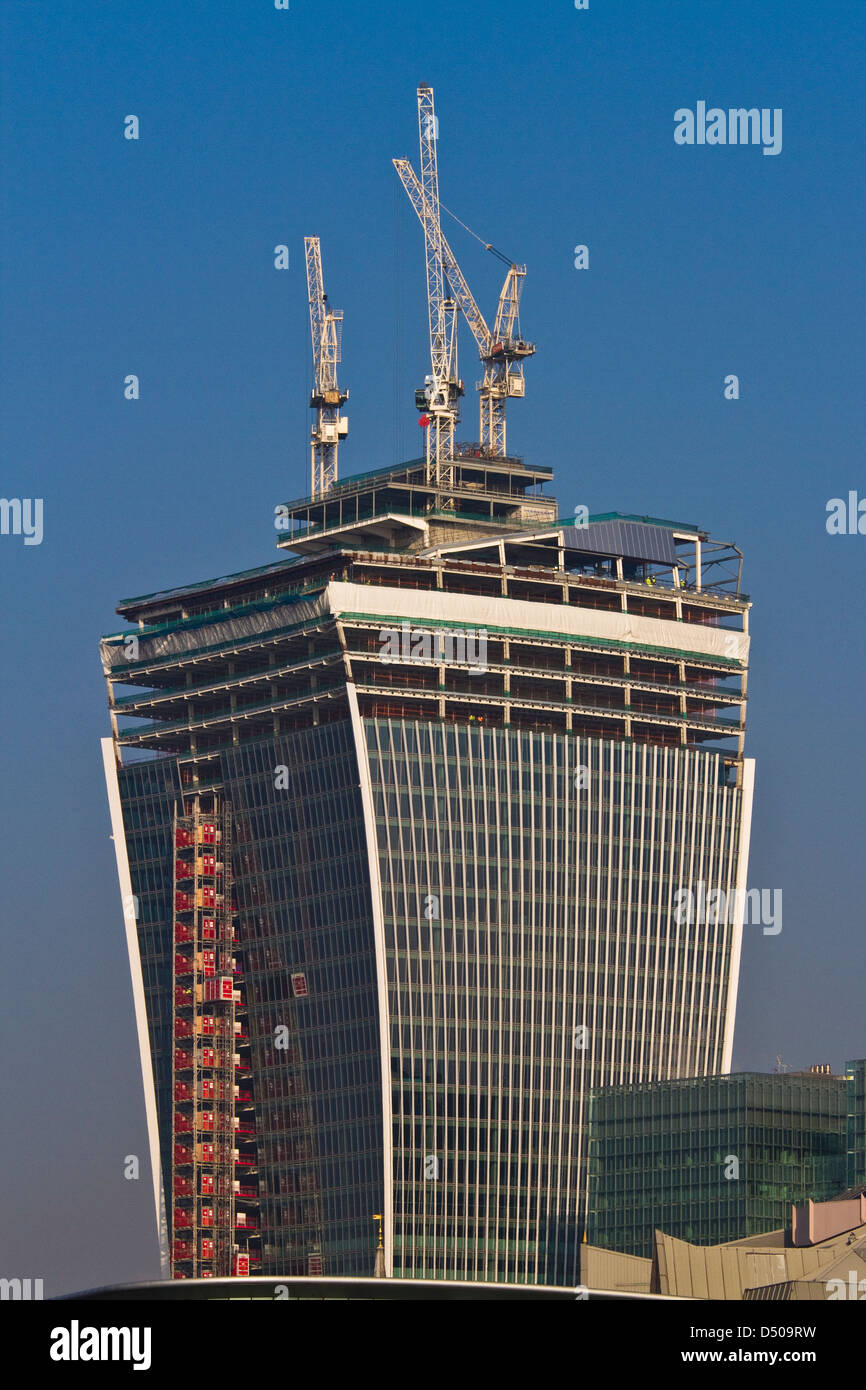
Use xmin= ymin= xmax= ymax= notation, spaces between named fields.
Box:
xmin=411 ymin=85 xmax=465 ymax=497
xmin=304 ymin=235 xmax=348 ymax=498
xmin=393 ymin=92 xmax=535 ymax=460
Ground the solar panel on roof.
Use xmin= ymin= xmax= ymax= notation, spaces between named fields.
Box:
xmin=561 ymin=520 xmax=680 ymax=566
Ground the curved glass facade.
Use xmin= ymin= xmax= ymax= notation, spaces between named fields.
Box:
xmin=362 ymin=720 xmax=749 ymax=1283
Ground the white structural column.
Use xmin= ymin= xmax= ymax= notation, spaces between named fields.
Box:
xmin=346 ymin=687 xmax=394 ymax=1275
xmin=721 ymin=756 xmax=756 ymax=1072
xmin=101 ymin=737 xmax=170 ymax=1276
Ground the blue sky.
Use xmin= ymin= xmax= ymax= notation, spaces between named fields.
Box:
xmin=1 ymin=0 xmax=864 ymax=1293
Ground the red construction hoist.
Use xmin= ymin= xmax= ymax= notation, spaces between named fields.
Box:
xmin=171 ymin=799 xmax=260 ymax=1277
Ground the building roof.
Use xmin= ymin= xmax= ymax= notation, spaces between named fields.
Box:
xmin=653 ymin=1222 xmax=866 ymax=1300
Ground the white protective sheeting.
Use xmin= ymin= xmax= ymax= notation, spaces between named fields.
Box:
xmin=100 ymin=593 xmax=330 ymax=672
xmin=325 ymin=582 xmax=749 ymax=664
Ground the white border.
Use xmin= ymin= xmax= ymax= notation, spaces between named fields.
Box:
xmin=101 ymin=737 xmax=170 ymax=1275
xmin=721 ymin=757 xmax=756 ymax=1072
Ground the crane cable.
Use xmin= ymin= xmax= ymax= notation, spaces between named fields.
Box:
xmin=438 ymin=199 xmax=513 ymax=266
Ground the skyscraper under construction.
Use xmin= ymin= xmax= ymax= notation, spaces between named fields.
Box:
xmin=100 ymin=88 xmax=754 ymax=1287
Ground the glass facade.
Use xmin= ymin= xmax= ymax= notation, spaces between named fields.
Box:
xmin=364 ymin=719 xmax=748 ymax=1284
xmin=586 ymin=1073 xmax=848 ymax=1258
xmin=847 ymin=1059 xmax=866 ymax=1189
xmin=114 ymin=711 xmax=751 ymax=1283
xmin=116 ymin=723 xmax=385 ymax=1278
xmin=221 ymin=725 xmax=384 ymax=1276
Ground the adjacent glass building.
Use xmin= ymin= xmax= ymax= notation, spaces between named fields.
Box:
xmin=848 ymin=1059 xmax=866 ymax=1189
xmin=585 ymin=1070 xmax=849 ymax=1258
xmin=101 ymin=452 xmax=754 ymax=1284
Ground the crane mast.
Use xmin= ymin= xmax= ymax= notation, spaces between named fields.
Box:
xmin=394 ymin=95 xmax=534 ymax=460
xmin=305 ymin=235 xmax=348 ymax=498
xmin=415 ymin=86 xmax=464 ymax=497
